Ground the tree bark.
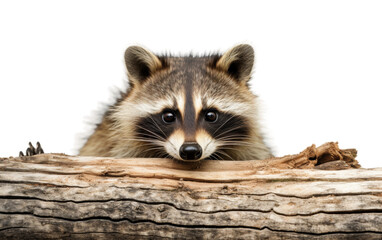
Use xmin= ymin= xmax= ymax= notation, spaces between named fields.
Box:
xmin=0 ymin=142 xmax=381 ymax=239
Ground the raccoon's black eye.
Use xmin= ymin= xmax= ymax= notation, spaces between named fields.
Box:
xmin=205 ymin=111 xmax=218 ymax=122
xmin=162 ymin=111 xmax=176 ymax=123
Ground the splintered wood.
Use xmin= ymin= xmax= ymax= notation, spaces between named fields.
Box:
xmin=263 ymin=141 xmax=360 ymax=170
xmin=0 ymin=142 xmax=381 ymax=239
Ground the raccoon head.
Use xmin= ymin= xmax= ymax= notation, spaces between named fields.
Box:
xmin=111 ymin=44 xmax=271 ymax=161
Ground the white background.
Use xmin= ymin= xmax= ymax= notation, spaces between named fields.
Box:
xmin=0 ymin=0 xmax=381 ymax=168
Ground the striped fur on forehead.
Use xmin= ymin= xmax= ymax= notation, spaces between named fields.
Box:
xmin=113 ymin=91 xmax=186 ymax=120
xmin=192 ymin=90 xmax=257 ymax=117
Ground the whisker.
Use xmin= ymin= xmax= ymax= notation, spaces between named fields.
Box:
xmin=148 ymin=115 xmax=168 ymax=138
xmin=122 ymin=138 xmax=163 ymax=144
xmin=139 ymin=147 xmax=165 ymax=155
xmin=133 ymin=132 xmax=167 ymax=143
xmin=214 ymin=125 xmax=247 ymax=139
xmin=216 ymin=138 xmax=253 ymax=145
xmin=212 ymin=153 xmax=222 ymax=160
xmin=208 ymin=153 xmax=218 ymax=160
xmin=215 ymin=150 xmax=234 ymax=160
xmin=212 ymin=115 xmax=236 ymax=135
xmin=136 ymin=125 xmax=166 ymax=141
xmin=143 ymin=148 xmax=166 ymax=158
xmin=132 ymin=130 xmax=159 ymax=138
xmin=219 ymin=142 xmax=253 ymax=146
xmin=216 ymin=135 xmax=250 ymax=141
xmin=218 ymin=146 xmax=246 ymax=152
xmin=211 ymin=152 xmax=222 ymax=160
xmin=161 ymin=153 xmax=173 ymax=159
xmin=216 ymin=138 xmax=252 ymax=144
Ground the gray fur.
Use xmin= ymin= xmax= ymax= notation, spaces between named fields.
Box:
xmin=79 ymin=45 xmax=273 ymax=161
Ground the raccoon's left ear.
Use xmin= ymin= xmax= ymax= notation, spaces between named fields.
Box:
xmin=215 ymin=44 xmax=254 ymax=84
xmin=124 ymin=46 xmax=163 ymax=85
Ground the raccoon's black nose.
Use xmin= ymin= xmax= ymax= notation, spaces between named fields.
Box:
xmin=179 ymin=143 xmax=202 ymax=160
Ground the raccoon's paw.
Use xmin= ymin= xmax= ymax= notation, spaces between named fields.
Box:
xmin=19 ymin=142 xmax=44 ymax=157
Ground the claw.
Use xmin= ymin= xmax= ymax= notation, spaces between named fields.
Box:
xmin=26 ymin=147 xmax=33 ymax=156
xmin=19 ymin=142 xmax=44 ymax=157
xmin=36 ymin=142 xmax=44 ymax=154
xmin=29 ymin=142 xmax=36 ymax=154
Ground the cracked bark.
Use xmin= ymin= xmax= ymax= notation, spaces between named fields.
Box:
xmin=0 ymin=142 xmax=381 ymax=239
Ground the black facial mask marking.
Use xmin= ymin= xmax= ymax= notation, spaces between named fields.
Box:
xmin=135 ymin=110 xmax=181 ymax=142
xmin=199 ymin=110 xmax=249 ymax=141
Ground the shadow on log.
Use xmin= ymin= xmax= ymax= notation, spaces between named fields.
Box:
xmin=0 ymin=142 xmax=381 ymax=239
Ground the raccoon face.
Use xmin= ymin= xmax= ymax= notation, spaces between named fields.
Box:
xmin=113 ymin=44 xmax=269 ymax=161
xmin=134 ymin=104 xmax=250 ymax=162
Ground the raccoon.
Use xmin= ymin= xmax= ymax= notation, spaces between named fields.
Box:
xmin=78 ymin=44 xmax=273 ymax=162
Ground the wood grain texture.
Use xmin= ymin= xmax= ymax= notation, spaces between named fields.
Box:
xmin=0 ymin=143 xmax=381 ymax=239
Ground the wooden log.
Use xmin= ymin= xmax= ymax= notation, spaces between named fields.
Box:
xmin=0 ymin=142 xmax=381 ymax=239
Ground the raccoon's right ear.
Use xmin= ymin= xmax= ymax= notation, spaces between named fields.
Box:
xmin=124 ymin=46 xmax=163 ymax=85
xmin=215 ymin=44 xmax=255 ymax=84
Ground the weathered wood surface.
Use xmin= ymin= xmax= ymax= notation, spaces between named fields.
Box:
xmin=0 ymin=143 xmax=381 ymax=239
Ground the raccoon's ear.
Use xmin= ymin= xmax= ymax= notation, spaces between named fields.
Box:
xmin=124 ymin=46 xmax=163 ymax=84
xmin=215 ymin=44 xmax=254 ymax=83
